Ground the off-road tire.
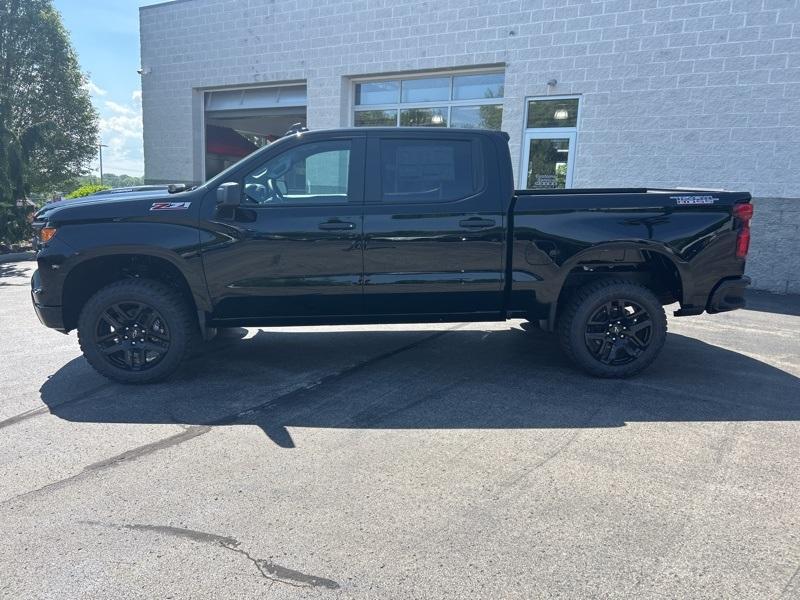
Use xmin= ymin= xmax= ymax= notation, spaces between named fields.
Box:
xmin=77 ymin=278 xmax=198 ymax=384
xmin=557 ymin=279 xmax=667 ymax=378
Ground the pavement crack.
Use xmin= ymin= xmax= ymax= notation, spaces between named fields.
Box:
xmin=780 ymin=562 xmax=800 ymax=598
xmin=224 ymin=544 xmax=339 ymax=590
xmin=0 ymin=382 xmax=113 ymax=431
xmin=500 ymin=402 xmax=606 ymax=494
xmin=82 ymin=522 xmax=340 ymax=590
xmin=2 ymin=426 xmax=212 ymax=506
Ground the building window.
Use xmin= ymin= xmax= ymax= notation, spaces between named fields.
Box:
xmin=354 ymin=71 xmax=504 ymax=130
xmin=521 ymin=96 xmax=581 ymax=190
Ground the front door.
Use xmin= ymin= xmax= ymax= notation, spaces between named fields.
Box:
xmin=520 ymin=131 xmax=576 ymax=190
xmin=201 ymin=136 xmax=366 ymax=320
xmin=362 ymin=131 xmax=505 ymax=316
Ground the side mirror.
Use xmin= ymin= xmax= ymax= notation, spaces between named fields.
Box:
xmin=216 ymin=182 xmax=241 ymax=206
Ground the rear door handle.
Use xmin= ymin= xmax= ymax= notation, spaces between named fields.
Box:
xmin=459 ymin=218 xmax=496 ymax=229
xmin=318 ymin=220 xmax=355 ymax=231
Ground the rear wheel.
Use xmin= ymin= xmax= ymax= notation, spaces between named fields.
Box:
xmin=557 ymin=279 xmax=667 ymax=378
xmin=77 ymin=279 xmax=197 ymax=384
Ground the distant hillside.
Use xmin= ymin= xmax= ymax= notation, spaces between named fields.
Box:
xmin=70 ymin=174 xmax=145 ymax=191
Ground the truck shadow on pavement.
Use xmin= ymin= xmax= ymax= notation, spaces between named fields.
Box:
xmin=39 ymin=326 xmax=800 ymax=448
xmin=0 ymin=262 xmax=30 ymax=286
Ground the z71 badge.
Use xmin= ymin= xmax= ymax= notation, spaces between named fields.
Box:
xmin=671 ymin=195 xmax=718 ymax=205
xmin=150 ymin=202 xmax=192 ymax=211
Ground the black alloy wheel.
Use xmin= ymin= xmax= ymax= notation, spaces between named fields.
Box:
xmin=94 ymin=301 xmax=171 ymax=371
xmin=77 ymin=278 xmax=198 ymax=384
xmin=557 ymin=279 xmax=667 ymax=378
xmin=583 ymin=299 xmax=652 ymax=366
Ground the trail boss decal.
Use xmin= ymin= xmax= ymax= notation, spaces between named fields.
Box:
xmin=150 ymin=202 xmax=192 ymax=211
xmin=671 ymin=195 xmax=719 ymax=205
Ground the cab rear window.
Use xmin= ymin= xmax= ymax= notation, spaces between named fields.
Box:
xmin=379 ymin=138 xmax=483 ymax=203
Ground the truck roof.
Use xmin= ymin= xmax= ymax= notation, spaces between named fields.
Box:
xmin=287 ymin=127 xmax=510 ymax=141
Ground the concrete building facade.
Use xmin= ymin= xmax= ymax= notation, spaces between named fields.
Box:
xmin=139 ymin=0 xmax=800 ymax=293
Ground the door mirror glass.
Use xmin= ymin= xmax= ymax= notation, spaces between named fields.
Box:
xmin=216 ymin=181 xmax=241 ymax=206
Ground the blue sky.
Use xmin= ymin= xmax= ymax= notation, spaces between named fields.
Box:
xmin=53 ymin=0 xmax=159 ymax=176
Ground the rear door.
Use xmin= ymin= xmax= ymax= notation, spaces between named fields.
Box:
xmin=362 ymin=130 xmax=505 ymax=316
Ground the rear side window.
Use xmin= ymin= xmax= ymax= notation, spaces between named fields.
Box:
xmin=379 ymin=138 xmax=482 ymax=203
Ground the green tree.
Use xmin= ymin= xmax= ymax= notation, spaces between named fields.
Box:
xmin=0 ymin=0 xmax=99 ymax=243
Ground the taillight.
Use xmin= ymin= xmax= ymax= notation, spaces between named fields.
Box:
xmin=733 ymin=203 xmax=753 ymax=258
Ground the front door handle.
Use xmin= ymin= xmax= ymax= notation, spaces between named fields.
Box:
xmin=318 ymin=220 xmax=356 ymax=231
xmin=459 ymin=217 xmax=496 ymax=229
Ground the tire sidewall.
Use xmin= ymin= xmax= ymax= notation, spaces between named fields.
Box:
xmin=77 ymin=280 xmax=190 ymax=384
xmin=566 ymin=283 xmax=667 ymax=378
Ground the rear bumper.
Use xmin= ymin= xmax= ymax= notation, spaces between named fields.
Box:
xmin=706 ymin=276 xmax=750 ymax=314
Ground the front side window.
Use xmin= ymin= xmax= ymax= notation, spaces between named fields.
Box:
xmin=379 ymin=139 xmax=481 ymax=203
xmin=354 ymin=71 xmax=504 ymax=130
xmin=243 ymin=140 xmax=350 ymax=205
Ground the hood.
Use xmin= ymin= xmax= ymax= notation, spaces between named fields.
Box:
xmin=33 ymin=187 xmax=204 ymax=225
xmin=35 ymin=189 xmax=193 ymax=222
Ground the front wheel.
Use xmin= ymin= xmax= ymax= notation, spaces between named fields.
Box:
xmin=77 ymin=279 xmax=198 ymax=384
xmin=557 ymin=279 xmax=667 ymax=378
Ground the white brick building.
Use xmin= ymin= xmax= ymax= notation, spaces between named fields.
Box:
xmin=139 ymin=0 xmax=800 ymax=293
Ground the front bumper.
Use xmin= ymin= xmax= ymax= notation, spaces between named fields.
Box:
xmin=31 ymin=269 xmax=66 ymax=331
xmin=706 ymin=276 xmax=751 ymax=314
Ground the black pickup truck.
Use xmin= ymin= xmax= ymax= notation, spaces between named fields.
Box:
xmin=31 ymin=128 xmax=752 ymax=383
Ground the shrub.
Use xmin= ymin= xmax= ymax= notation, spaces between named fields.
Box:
xmin=66 ymin=184 xmax=110 ymax=199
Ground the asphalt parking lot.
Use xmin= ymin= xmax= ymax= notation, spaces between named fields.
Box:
xmin=1 ymin=259 xmax=799 ymax=599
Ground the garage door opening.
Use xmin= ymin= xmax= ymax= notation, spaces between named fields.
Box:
xmin=204 ymin=84 xmax=307 ymax=179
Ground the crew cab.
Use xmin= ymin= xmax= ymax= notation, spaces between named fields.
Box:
xmin=31 ymin=128 xmax=753 ymax=383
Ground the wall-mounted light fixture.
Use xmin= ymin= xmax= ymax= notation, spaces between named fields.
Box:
xmin=137 ymin=66 xmax=152 ymax=76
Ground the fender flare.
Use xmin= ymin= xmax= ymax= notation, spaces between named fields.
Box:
xmin=63 ymin=245 xmax=213 ymax=314
xmin=541 ymin=241 xmax=689 ymax=330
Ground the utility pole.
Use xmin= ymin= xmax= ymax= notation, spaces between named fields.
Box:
xmin=99 ymin=143 xmax=108 ymax=185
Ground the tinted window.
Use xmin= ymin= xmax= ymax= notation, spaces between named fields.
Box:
xmin=244 ymin=140 xmax=350 ymax=205
xmin=379 ymin=139 xmax=481 ymax=203
xmin=527 ymin=98 xmax=579 ymax=128
xmin=399 ymin=107 xmax=447 ymax=127
xmin=450 ymin=105 xmax=503 ymax=129
xmin=355 ymin=81 xmax=399 ymax=105
xmin=400 ymin=77 xmax=450 ymax=103
xmin=353 ymin=71 xmax=504 ymax=131
xmin=452 ymin=73 xmax=504 ymax=100
xmin=354 ymin=109 xmax=397 ymax=127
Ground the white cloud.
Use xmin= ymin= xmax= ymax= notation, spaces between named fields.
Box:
xmin=90 ymin=90 xmax=144 ymax=176
xmin=104 ymin=100 xmax=136 ymax=116
xmin=84 ymin=80 xmax=108 ymax=97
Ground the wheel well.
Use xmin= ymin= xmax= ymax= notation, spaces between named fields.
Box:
xmin=555 ymin=251 xmax=683 ymax=322
xmin=62 ymin=254 xmax=197 ymax=332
